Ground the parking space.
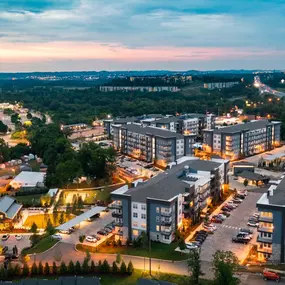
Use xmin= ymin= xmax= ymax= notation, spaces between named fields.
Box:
xmin=199 ymin=192 xmax=263 ymax=262
xmin=0 ymin=234 xmax=31 ymax=252
xmin=61 ymin=211 xmax=114 ymax=245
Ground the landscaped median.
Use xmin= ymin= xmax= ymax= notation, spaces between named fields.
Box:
xmin=76 ymin=240 xmax=188 ymax=261
xmin=22 ymin=235 xmax=59 ymax=255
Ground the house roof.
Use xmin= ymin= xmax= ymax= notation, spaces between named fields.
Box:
xmin=0 ymin=196 xmax=22 ymax=219
xmin=214 ymin=120 xmax=272 ymax=134
xmin=10 ymin=171 xmax=45 ymax=187
xmin=119 ymin=123 xmax=184 ymax=139
xmin=268 ymin=177 xmax=285 ymax=206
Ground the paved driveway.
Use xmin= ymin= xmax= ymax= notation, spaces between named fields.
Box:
xmin=61 ymin=211 xmax=114 ymax=245
xmin=200 ymin=192 xmax=263 ymax=262
xmin=0 ymin=234 xmax=31 ymax=252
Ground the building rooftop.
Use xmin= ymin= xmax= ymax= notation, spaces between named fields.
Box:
xmin=268 ymin=177 xmax=285 ymax=206
xmin=153 ymin=117 xmax=179 ymax=124
xmin=125 ymin=158 xmax=223 ymax=203
xmin=10 ymin=171 xmax=45 ymax=187
xmin=0 ymin=196 xmax=22 ymax=219
xmin=232 ymin=160 xmax=255 ymax=167
xmin=238 ymin=170 xmax=267 ymax=181
xmin=214 ymin=120 xmax=273 ymax=134
xmin=118 ymin=123 xmax=184 ymax=139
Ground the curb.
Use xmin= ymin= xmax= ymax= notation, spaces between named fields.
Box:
xmin=27 ymin=241 xmax=60 ymax=256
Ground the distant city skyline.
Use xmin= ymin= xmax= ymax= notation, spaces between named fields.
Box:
xmin=1 ymin=0 xmax=285 ymax=72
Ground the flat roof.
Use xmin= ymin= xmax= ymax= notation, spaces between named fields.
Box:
xmin=232 ymin=161 xmax=255 ymax=167
xmin=56 ymin=206 xmax=106 ymax=231
xmin=118 ymin=123 xmax=184 ymax=139
xmin=262 ymin=152 xmax=285 ymax=161
xmin=238 ymin=170 xmax=267 ymax=181
xmin=10 ymin=171 xmax=45 ymax=187
xmin=153 ymin=117 xmax=179 ymax=124
xmin=214 ymin=120 xmax=273 ymax=134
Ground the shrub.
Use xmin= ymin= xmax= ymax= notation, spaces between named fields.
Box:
xmin=31 ymin=262 xmax=38 ymax=276
xmin=68 ymin=260 xmax=75 ymax=274
xmin=120 ymin=261 xmax=127 ymax=274
xmin=75 ymin=261 xmax=81 ymax=274
xmin=52 ymin=262 xmax=57 ymax=274
xmin=82 ymin=258 xmax=90 ymax=274
xmin=127 ymin=261 xmax=134 ymax=275
xmin=117 ymin=239 xmax=122 ymax=246
xmin=90 ymin=260 xmax=96 ymax=273
xmin=14 ymin=264 xmax=22 ymax=277
xmin=22 ymin=263 xmax=30 ymax=276
xmin=112 ymin=239 xmax=117 ymax=247
xmin=105 ymin=239 xmax=111 ymax=246
xmin=79 ymin=235 xmax=86 ymax=243
xmin=116 ymin=253 xmax=122 ymax=264
xmin=7 ymin=263 xmax=15 ymax=278
xmin=44 ymin=262 xmax=50 ymax=275
xmin=112 ymin=261 xmax=118 ymax=273
xmin=38 ymin=262 xmax=44 ymax=275
xmin=59 ymin=261 xmax=67 ymax=275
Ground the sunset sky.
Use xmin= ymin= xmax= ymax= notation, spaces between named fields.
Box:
xmin=0 ymin=0 xmax=285 ymax=72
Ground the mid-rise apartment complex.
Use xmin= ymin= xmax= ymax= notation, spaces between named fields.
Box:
xmin=112 ymin=123 xmax=196 ymax=167
xmin=202 ymin=120 xmax=281 ymax=160
xmin=99 ymin=86 xmax=180 ymax=92
xmin=203 ymin=81 xmax=240 ymax=90
xmin=111 ymin=157 xmax=229 ymax=244
xmin=256 ymin=178 xmax=285 ymax=263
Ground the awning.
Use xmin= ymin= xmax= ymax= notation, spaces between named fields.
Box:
xmin=56 ymin=206 xmax=106 ymax=231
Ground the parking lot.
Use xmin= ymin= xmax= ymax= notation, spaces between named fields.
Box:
xmin=61 ymin=211 xmax=114 ymax=245
xmin=200 ymin=191 xmax=263 ymax=262
xmin=0 ymin=234 xmax=31 ymax=252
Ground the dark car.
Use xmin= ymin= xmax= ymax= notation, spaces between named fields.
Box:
xmin=220 ymin=211 xmax=230 ymax=217
xmin=239 ymin=228 xmax=253 ymax=235
xmin=97 ymin=229 xmax=107 ymax=236
xmin=211 ymin=217 xmax=223 ymax=224
xmin=235 ymin=194 xmax=245 ymax=199
xmin=221 ymin=206 xmax=231 ymax=212
xmin=1 ymin=235 xmax=10 ymax=241
xmin=232 ymin=236 xmax=249 ymax=244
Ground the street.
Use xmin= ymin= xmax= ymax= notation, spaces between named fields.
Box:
xmin=240 ymin=273 xmax=285 ymax=285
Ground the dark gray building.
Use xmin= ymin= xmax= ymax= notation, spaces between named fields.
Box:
xmin=203 ymin=120 xmax=281 ymax=160
xmin=111 ymin=157 xmax=229 ymax=244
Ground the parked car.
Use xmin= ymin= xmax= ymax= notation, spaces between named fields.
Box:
xmin=238 ymin=190 xmax=248 ymax=196
xmin=226 ymin=202 xmax=238 ymax=208
xmin=185 ymin=242 xmax=199 ymax=250
xmin=232 ymin=198 xmax=243 ymax=203
xmin=236 ymin=233 xmax=251 ymax=240
xmin=239 ymin=228 xmax=253 ymax=235
xmin=248 ymin=216 xmax=259 ymax=222
xmin=1 ymin=235 xmax=10 ymax=241
xmin=221 ymin=206 xmax=232 ymax=212
xmin=97 ymin=229 xmax=108 ymax=236
xmin=253 ymin=213 xmax=260 ymax=218
xmin=235 ymin=194 xmax=245 ymax=199
xmin=86 ymin=236 xmax=97 ymax=243
xmin=92 ymin=235 xmax=101 ymax=241
xmin=220 ymin=211 xmax=231 ymax=217
xmin=104 ymin=227 xmax=112 ymax=234
xmin=211 ymin=217 xmax=223 ymax=224
xmin=224 ymin=204 xmax=235 ymax=210
xmin=203 ymin=223 xmax=217 ymax=231
xmin=232 ymin=236 xmax=249 ymax=244
xmin=15 ymin=235 xmax=22 ymax=240
xmin=216 ymin=214 xmax=227 ymax=220
xmin=263 ymin=270 xmax=280 ymax=282
xmin=247 ymin=221 xmax=259 ymax=227
xmin=52 ymin=234 xmax=62 ymax=240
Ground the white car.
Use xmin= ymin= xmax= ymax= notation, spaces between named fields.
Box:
xmin=51 ymin=234 xmax=62 ymax=240
xmin=186 ymin=242 xmax=199 ymax=250
xmin=216 ymin=214 xmax=227 ymax=220
xmin=247 ymin=221 xmax=259 ymax=227
xmin=15 ymin=235 xmax=22 ymax=241
xmin=238 ymin=190 xmax=248 ymax=196
xmin=86 ymin=236 xmax=97 ymax=243
xmin=203 ymin=223 xmax=217 ymax=231
xmin=226 ymin=202 xmax=238 ymax=208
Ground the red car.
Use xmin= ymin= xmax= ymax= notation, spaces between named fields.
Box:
xmin=263 ymin=270 xmax=280 ymax=282
xmin=211 ymin=217 xmax=222 ymax=224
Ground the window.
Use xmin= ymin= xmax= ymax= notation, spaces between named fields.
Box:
xmin=133 ymin=230 xmax=139 ymax=237
xmin=133 ymin=203 xmax=138 ymax=209
xmin=157 ymin=235 xmax=159 ymax=241
xmin=164 ymin=235 xmax=170 ymax=240
xmin=141 ymin=204 xmax=146 ymax=211
xmin=141 ymin=224 xmax=146 ymax=229
xmin=133 ymin=212 xmax=138 ymax=218
xmin=156 ymin=225 xmax=160 ymax=231
xmin=156 ymin=207 xmax=160 ymax=213
xmin=141 ymin=213 xmax=146 ymax=219
xmin=156 ymin=216 xmax=160 ymax=222
xmin=133 ymin=222 xmax=138 ymax=227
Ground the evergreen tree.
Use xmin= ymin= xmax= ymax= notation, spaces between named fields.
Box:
xmin=59 ymin=261 xmax=67 ymax=275
xmin=44 ymin=262 xmax=50 ymax=275
xmin=14 ymin=264 xmax=22 ymax=277
xmin=30 ymin=222 xmax=38 ymax=234
xmin=38 ymin=261 xmax=44 ymax=275
xmin=75 ymin=261 xmax=81 ymax=274
xmin=31 ymin=262 xmax=38 ymax=276
xmin=116 ymin=253 xmax=122 ymax=264
xmin=102 ymin=259 xmax=110 ymax=273
xmin=52 ymin=262 xmax=58 ymax=275
xmin=22 ymin=263 xmax=30 ymax=276
xmin=82 ymin=258 xmax=90 ymax=274
xmin=127 ymin=261 xmax=134 ymax=275
xmin=7 ymin=263 xmax=15 ymax=278
xmin=90 ymin=260 xmax=96 ymax=273
xmin=68 ymin=260 xmax=75 ymax=274
xmin=120 ymin=261 xmax=127 ymax=274
xmin=112 ymin=261 xmax=118 ymax=273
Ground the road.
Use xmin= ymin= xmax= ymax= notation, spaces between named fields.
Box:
xmin=240 ymin=273 xmax=285 ymax=285
xmin=255 ymin=76 xmax=285 ymax=98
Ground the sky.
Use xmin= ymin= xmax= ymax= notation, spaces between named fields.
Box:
xmin=0 ymin=0 xmax=285 ymax=72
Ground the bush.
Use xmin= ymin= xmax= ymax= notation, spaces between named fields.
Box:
xmin=105 ymin=239 xmax=111 ymax=246
xmin=22 ymin=263 xmax=30 ymax=276
xmin=7 ymin=263 xmax=15 ymax=278
xmin=79 ymin=235 xmax=86 ymax=243
xmin=112 ymin=261 xmax=118 ymax=273
xmin=112 ymin=239 xmax=117 ymax=247
xmin=90 ymin=260 xmax=96 ymax=273
xmin=14 ymin=264 xmax=21 ymax=277
xmin=68 ymin=260 xmax=75 ymax=274
xmin=82 ymin=258 xmax=90 ymax=274
xmin=116 ymin=253 xmax=122 ymax=264
xmin=75 ymin=261 xmax=81 ymax=274
xmin=101 ymin=259 xmax=110 ymax=273
xmin=127 ymin=261 xmax=134 ymax=275
xmin=118 ymin=239 xmax=122 ymax=246
xmin=120 ymin=261 xmax=127 ymax=274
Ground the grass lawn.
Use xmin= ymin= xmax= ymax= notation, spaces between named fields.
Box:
xmin=23 ymin=213 xmax=73 ymax=229
xmin=15 ymin=194 xmax=42 ymax=206
xmin=100 ymin=270 xmax=213 ymax=285
xmin=77 ymin=241 xmax=188 ymax=261
xmin=23 ymin=235 xmax=58 ymax=254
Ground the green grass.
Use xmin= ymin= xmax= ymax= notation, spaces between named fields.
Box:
xmin=23 ymin=236 xmax=58 ymax=254
xmin=15 ymin=194 xmax=42 ymax=206
xmin=77 ymin=241 xmax=188 ymax=261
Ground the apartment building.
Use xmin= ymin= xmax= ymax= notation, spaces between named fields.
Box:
xmin=202 ymin=120 xmax=281 ymax=160
xmin=256 ymin=178 xmax=285 ymax=263
xmin=112 ymin=123 xmax=196 ymax=167
xmin=111 ymin=157 xmax=229 ymax=244
xmin=203 ymin=81 xmax=240 ymax=90
xmin=99 ymin=86 xmax=180 ymax=92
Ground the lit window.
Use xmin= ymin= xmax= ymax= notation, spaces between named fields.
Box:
xmin=156 ymin=207 xmax=160 ymax=213
xmin=156 ymin=225 xmax=160 ymax=231
xmin=133 ymin=230 xmax=139 ymax=236
xmin=141 ymin=224 xmax=146 ymax=229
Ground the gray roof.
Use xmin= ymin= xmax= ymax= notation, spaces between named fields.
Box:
xmin=214 ymin=120 xmax=272 ymax=134
xmin=0 ymin=196 xmax=22 ymax=219
xmin=232 ymin=161 xmax=255 ymax=167
xmin=153 ymin=117 xmax=179 ymax=124
xmin=268 ymin=177 xmax=285 ymax=206
xmin=238 ymin=170 xmax=267 ymax=181
xmin=125 ymin=159 xmax=222 ymax=203
xmin=137 ymin=279 xmax=177 ymax=285
xmin=113 ymin=117 xmax=138 ymax=124
xmin=120 ymin=123 xmax=184 ymax=139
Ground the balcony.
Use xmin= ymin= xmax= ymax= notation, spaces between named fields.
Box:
xmin=257 ymin=236 xmax=272 ymax=243
xmin=259 ymin=216 xmax=273 ymax=223
xmin=161 ymin=211 xmax=172 ymax=217
xmin=114 ymin=221 xmax=123 ymax=227
xmin=258 ymin=226 xmax=274 ymax=233
xmin=109 ymin=203 xmax=122 ymax=210
xmin=161 ymin=230 xmax=172 ymax=236
xmin=112 ymin=212 xmax=123 ymax=218
xmin=161 ymin=219 xmax=172 ymax=226
xmin=257 ymin=247 xmax=272 ymax=254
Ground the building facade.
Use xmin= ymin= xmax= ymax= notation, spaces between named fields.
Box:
xmin=203 ymin=81 xmax=240 ymax=90
xmin=100 ymin=86 xmax=180 ymax=92
xmin=256 ymin=179 xmax=285 ymax=263
xmin=111 ymin=157 xmax=229 ymax=244
xmin=202 ymin=120 xmax=281 ymax=160
xmin=112 ymin=123 xmax=196 ymax=167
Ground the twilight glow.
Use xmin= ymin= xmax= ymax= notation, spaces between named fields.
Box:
xmin=0 ymin=0 xmax=285 ymax=71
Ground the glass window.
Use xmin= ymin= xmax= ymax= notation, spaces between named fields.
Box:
xmin=156 ymin=225 xmax=160 ymax=232
xmin=164 ymin=235 xmax=169 ymax=240
xmin=141 ymin=214 xmax=146 ymax=219
xmin=133 ymin=230 xmax=139 ymax=236
xmin=156 ymin=207 xmax=160 ymax=213
xmin=133 ymin=203 xmax=138 ymax=209
xmin=133 ymin=212 xmax=138 ymax=218
xmin=156 ymin=216 xmax=160 ymax=222
xmin=141 ymin=204 xmax=146 ymax=210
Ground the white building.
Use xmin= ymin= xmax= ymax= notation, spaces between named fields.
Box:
xmin=9 ymin=171 xmax=46 ymax=190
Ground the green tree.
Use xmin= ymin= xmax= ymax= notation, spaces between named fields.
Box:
xmin=31 ymin=262 xmax=38 ymax=275
xmin=85 ymin=250 xmax=91 ymax=263
xmin=0 ymin=139 xmax=10 ymax=163
xmin=45 ymin=219 xmax=55 ymax=235
xmin=116 ymin=253 xmax=122 ymax=264
xmin=52 ymin=261 xmax=58 ymax=274
xmin=30 ymin=222 xmax=38 ymax=234
xmin=7 ymin=263 xmax=15 ymax=278
xmin=120 ymin=261 xmax=127 ymax=274
xmin=178 ymin=238 xmax=186 ymax=251
xmin=22 ymin=263 xmax=30 ymax=276
xmin=44 ymin=262 xmax=50 ymax=275
xmin=68 ymin=260 xmax=75 ymax=274
xmin=38 ymin=261 xmax=44 ymax=275
xmin=213 ymin=262 xmax=240 ymax=285
xmin=102 ymin=259 xmax=110 ymax=273
xmin=14 ymin=264 xmax=22 ymax=277
xmin=187 ymin=249 xmax=204 ymax=285
xmin=243 ymin=179 xmax=249 ymax=187
xmin=82 ymin=258 xmax=90 ymax=274
xmin=0 ymin=121 xmax=8 ymax=133
xmin=127 ymin=261 xmax=134 ymax=275
xmin=59 ymin=261 xmax=67 ymax=275
xmin=75 ymin=261 xmax=81 ymax=274
xmin=59 ymin=212 xmax=65 ymax=225
xmin=112 ymin=261 xmax=118 ymax=273
xmin=30 ymin=234 xmax=40 ymax=246
xmin=90 ymin=260 xmax=96 ymax=273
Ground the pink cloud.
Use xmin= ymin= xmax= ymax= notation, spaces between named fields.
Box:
xmin=0 ymin=41 xmax=284 ymax=63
